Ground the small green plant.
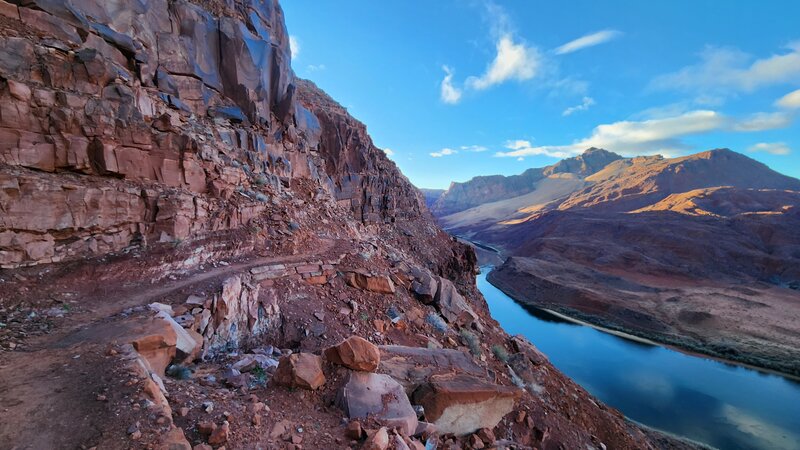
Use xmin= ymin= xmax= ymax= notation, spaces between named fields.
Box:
xmin=359 ymin=312 xmax=370 ymax=322
xmin=254 ymin=174 xmax=269 ymax=186
xmin=492 ymin=344 xmax=509 ymax=363
xmin=460 ymin=329 xmax=481 ymax=357
xmin=250 ymin=365 xmax=267 ymax=384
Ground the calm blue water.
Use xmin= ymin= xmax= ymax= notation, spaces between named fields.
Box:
xmin=478 ymin=269 xmax=800 ymax=450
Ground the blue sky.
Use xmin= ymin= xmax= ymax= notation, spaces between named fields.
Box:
xmin=284 ymin=1 xmax=800 ymax=189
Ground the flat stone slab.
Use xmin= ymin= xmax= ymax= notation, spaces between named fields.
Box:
xmin=337 ymin=372 xmax=418 ymax=436
xmin=378 ymin=345 xmax=485 ymax=394
xmin=412 ymin=373 xmax=522 ymax=436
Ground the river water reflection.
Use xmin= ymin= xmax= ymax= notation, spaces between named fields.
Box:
xmin=478 ymin=269 xmax=800 ymax=450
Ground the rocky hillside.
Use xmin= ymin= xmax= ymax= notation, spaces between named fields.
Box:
xmin=434 ymin=148 xmax=800 ymax=376
xmin=0 ymin=1 xmax=695 ymax=449
xmin=419 ymin=188 xmax=445 ymax=210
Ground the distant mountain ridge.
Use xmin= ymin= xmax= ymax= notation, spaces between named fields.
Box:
xmin=430 ymin=148 xmax=622 ymax=216
xmin=431 ymin=148 xmax=800 ymax=231
xmin=430 ymin=147 xmax=800 ymax=376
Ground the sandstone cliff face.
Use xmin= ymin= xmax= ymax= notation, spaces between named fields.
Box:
xmin=0 ymin=0 xmax=298 ymax=267
xmin=0 ymin=0 xmax=435 ymax=269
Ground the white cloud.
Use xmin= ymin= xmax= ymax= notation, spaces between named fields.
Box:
xmin=307 ymin=64 xmax=326 ymax=72
xmin=382 ymin=148 xmax=395 ymax=157
xmin=440 ymin=66 xmax=463 ymax=104
xmin=776 ymin=88 xmax=800 ymax=109
xmin=563 ymin=96 xmax=596 ymax=116
xmin=555 ymin=30 xmax=622 ymax=55
xmin=732 ymin=112 xmax=793 ymax=131
xmin=430 ymin=148 xmax=457 ymax=158
xmin=651 ymin=42 xmax=800 ymax=94
xmin=460 ymin=145 xmax=488 ymax=152
xmin=466 ymin=34 xmax=541 ymax=90
xmin=748 ymin=142 xmax=791 ymax=155
xmin=495 ymin=109 xmax=793 ymax=158
xmin=499 ymin=139 xmax=576 ymax=159
xmin=289 ymin=35 xmax=300 ymax=59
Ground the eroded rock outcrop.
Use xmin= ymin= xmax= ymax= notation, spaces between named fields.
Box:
xmin=0 ymin=0 xmax=435 ymax=269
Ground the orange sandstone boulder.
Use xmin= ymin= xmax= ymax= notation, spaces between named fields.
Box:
xmin=412 ymin=373 xmax=522 ymax=436
xmin=324 ymin=335 xmax=380 ymax=372
xmin=273 ymin=353 xmax=326 ymax=390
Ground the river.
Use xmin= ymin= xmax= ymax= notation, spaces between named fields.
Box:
xmin=478 ymin=268 xmax=800 ymax=450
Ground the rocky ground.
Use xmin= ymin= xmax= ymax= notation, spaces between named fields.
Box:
xmin=0 ymin=226 xmax=698 ymax=450
xmin=0 ymin=0 xmax=704 ymax=448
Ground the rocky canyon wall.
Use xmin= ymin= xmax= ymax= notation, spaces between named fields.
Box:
xmin=0 ymin=0 xmax=429 ymax=269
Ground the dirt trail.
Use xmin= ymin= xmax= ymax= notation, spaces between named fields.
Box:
xmin=0 ymin=239 xmax=340 ymax=449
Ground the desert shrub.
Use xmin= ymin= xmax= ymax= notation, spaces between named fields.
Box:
xmin=492 ymin=344 xmax=509 ymax=363
xmin=460 ymin=329 xmax=481 ymax=356
xmin=426 ymin=312 xmax=448 ymax=333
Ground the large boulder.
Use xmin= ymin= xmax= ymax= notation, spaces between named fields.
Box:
xmin=337 ymin=372 xmax=418 ymax=436
xmin=378 ymin=345 xmax=484 ymax=394
xmin=130 ymin=316 xmax=178 ymax=376
xmin=273 ymin=353 xmax=326 ymax=390
xmin=412 ymin=374 xmax=522 ymax=436
xmin=409 ymin=268 xmax=437 ymax=303
xmin=434 ymin=277 xmax=478 ymax=325
xmin=345 ymin=271 xmax=395 ymax=294
xmin=154 ymin=311 xmax=201 ymax=363
xmin=324 ymin=335 xmax=380 ymax=372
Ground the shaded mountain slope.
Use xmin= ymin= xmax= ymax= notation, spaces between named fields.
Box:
xmin=430 ymin=148 xmax=621 ymax=216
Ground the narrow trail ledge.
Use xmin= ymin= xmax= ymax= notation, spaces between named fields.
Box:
xmin=1 ymin=1 xmax=701 ymax=449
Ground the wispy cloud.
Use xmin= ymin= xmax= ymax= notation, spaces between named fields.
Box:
xmin=748 ymin=142 xmax=791 ymax=155
xmin=495 ymin=109 xmax=793 ymax=159
xmin=732 ymin=112 xmax=793 ymax=131
xmin=440 ymin=3 xmax=546 ymax=102
xmin=563 ymin=96 xmax=596 ymax=116
xmin=466 ymin=34 xmax=542 ymax=90
xmin=555 ymin=30 xmax=622 ymax=55
xmin=440 ymin=66 xmax=463 ymax=104
xmin=651 ymin=42 xmax=800 ymax=95
xmin=500 ymin=139 xmax=576 ymax=159
xmin=306 ymin=64 xmax=326 ymax=72
xmin=460 ymin=145 xmax=488 ymax=152
xmin=382 ymin=148 xmax=395 ymax=157
xmin=430 ymin=148 xmax=458 ymax=158
xmin=776 ymin=88 xmax=800 ymax=109
xmin=289 ymin=35 xmax=300 ymax=59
